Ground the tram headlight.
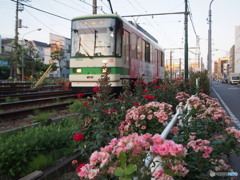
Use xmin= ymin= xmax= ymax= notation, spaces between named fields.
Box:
xmin=101 ymin=67 xmax=111 ymax=74
xmin=74 ymin=68 xmax=82 ymax=73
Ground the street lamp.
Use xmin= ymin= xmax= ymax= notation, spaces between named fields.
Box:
xmin=207 ymin=0 xmax=214 ymax=83
xmin=22 ymin=28 xmax=41 ymax=40
xmin=21 ymin=28 xmax=41 ymax=81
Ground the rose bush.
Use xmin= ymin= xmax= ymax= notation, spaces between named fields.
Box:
xmin=118 ymin=101 xmax=173 ymax=137
xmin=70 ymin=72 xmax=239 ymax=179
xmin=172 ymin=92 xmax=239 ymax=178
xmin=77 ymin=133 xmax=188 ymax=180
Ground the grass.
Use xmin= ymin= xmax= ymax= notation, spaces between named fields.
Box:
xmin=32 ymin=111 xmax=51 ymax=124
xmin=5 ymin=97 xmax=20 ymax=102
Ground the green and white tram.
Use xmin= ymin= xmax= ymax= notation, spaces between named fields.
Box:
xmin=70 ymin=14 xmax=165 ymax=92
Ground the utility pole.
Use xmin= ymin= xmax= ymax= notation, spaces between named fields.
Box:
xmin=179 ymin=58 xmax=181 ymax=77
xmin=170 ymin=51 xmax=173 ymax=79
xmin=93 ymin=0 xmax=97 ymax=14
xmin=184 ymin=0 xmax=189 ymax=81
xmin=13 ymin=0 xmax=30 ymax=81
xmin=208 ymin=0 xmax=214 ymax=83
xmin=13 ymin=0 xmax=20 ymax=81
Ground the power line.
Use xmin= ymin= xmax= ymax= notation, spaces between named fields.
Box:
xmin=53 ymin=0 xmax=90 ymax=14
xmin=69 ymin=0 xmax=89 ymax=14
xmin=99 ymin=0 xmax=111 ymax=12
xmin=78 ymin=0 xmax=105 ymax=13
xmin=10 ymin=0 xmax=71 ymax=21
xmin=122 ymin=11 xmax=185 ymax=18
xmin=187 ymin=2 xmax=198 ymax=37
xmin=25 ymin=8 xmax=64 ymax=36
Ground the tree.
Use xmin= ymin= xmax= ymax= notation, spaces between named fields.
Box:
xmin=1 ymin=42 xmax=58 ymax=80
xmin=50 ymin=50 xmax=66 ymax=78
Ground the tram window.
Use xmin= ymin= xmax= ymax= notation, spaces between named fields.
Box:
xmin=158 ymin=50 xmax=161 ymax=67
xmin=131 ymin=33 xmax=137 ymax=59
xmin=150 ymin=45 xmax=153 ymax=64
xmin=161 ymin=51 xmax=164 ymax=66
xmin=154 ymin=49 xmax=158 ymax=64
xmin=145 ymin=42 xmax=150 ymax=63
xmin=123 ymin=31 xmax=130 ymax=64
xmin=116 ymin=23 xmax=122 ymax=57
xmin=137 ymin=37 xmax=142 ymax=60
xmin=71 ymin=18 xmax=121 ymax=58
xmin=142 ymin=40 xmax=145 ymax=61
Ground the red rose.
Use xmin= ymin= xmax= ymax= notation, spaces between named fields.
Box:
xmin=93 ymin=87 xmax=99 ymax=92
xmin=153 ymin=79 xmax=159 ymax=84
xmin=83 ymin=101 xmax=89 ymax=105
xmin=142 ymin=90 xmax=147 ymax=94
xmin=134 ymin=102 xmax=139 ymax=106
xmin=73 ymin=133 xmax=84 ymax=141
xmin=77 ymin=93 xmax=84 ymax=98
xmin=104 ymin=110 xmax=109 ymax=114
xmin=143 ymin=95 xmax=155 ymax=100
xmin=76 ymin=163 xmax=85 ymax=172
xmin=118 ymin=97 xmax=124 ymax=101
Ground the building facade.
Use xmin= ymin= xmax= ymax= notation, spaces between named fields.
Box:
xmin=235 ymin=26 xmax=240 ymax=73
xmin=229 ymin=45 xmax=235 ymax=73
xmin=49 ymin=33 xmax=71 ymax=78
xmin=217 ymin=57 xmax=229 ymax=80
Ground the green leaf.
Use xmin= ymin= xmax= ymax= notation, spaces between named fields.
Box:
xmin=164 ymin=169 xmax=175 ymax=176
xmin=114 ymin=167 xmax=124 ymax=177
xmin=124 ymin=164 xmax=137 ymax=175
xmin=119 ymin=151 xmax=127 ymax=167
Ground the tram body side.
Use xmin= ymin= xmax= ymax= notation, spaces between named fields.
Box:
xmin=69 ymin=14 xmax=165 ymax=92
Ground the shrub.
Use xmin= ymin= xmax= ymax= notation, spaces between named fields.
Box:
xmin=0 ymin=119 xmax=79 ymax=178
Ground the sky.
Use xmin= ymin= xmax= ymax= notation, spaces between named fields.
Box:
xmin=1 ymin=0 xmax=240 ymax=68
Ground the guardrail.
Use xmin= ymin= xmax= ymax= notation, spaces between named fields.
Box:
xmin=144 ymin=98 xmax=192 ymax=179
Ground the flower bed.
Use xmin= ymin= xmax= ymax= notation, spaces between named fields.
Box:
xmin=70 ymin=72 xmax=239 ymax=179
xmin=3 ymin=71 xmax=239 ymax=179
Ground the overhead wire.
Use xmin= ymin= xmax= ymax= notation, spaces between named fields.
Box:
xmin=69 ymin=0 xmax=90 ymax=14
xmin=131 ymin=0 xmax=183 ymax=49
xmin=10 ymin=0 xmax=71 ymax=21
xmin=99 ymin=0 xmax=111 ymax=13
xmin=187 ymin=1 xmax=201 ymax=61
xmin=53 ymin=0 xmax=89 ymax=14
xmin=24 ymin=8 xmax=65 ymax=37
xmin=78 ymin=0 xmax=105 ymax=14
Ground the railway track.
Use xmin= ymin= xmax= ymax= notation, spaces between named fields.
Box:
xmin=0 ymin=91 xmax=92 ymax=126
xmin=0 ymin=90 xmax=78 ymax=122
xmin=0 ymin=102 xmax=73 ymax=120
xmin=0 ymin=90 xmax=75 ymax=103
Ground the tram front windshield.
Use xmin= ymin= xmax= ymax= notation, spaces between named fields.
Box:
xmin=71 ymin=18 xmax=121 ymax=58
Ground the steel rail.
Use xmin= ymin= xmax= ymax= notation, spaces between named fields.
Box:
xmin=0 ymin=90 xmax=75 ymax=103
xmin=0 ymin=102 xmax=73 ymax=120
xmin=0 ymin=94 xmax=76 ymax=110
